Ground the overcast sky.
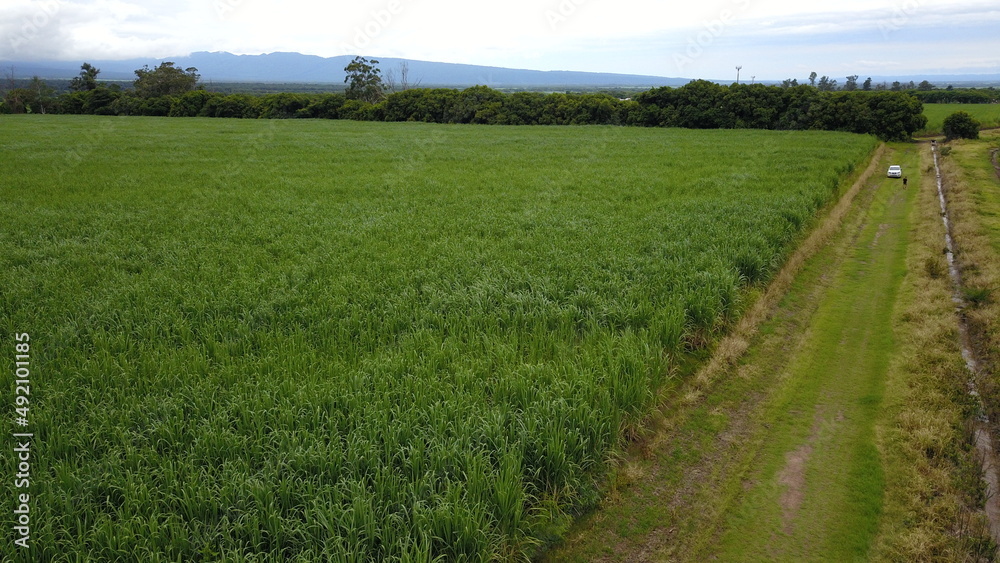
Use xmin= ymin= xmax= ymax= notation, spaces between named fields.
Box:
xmin=2 ymin=0 xmax=999 ymax=79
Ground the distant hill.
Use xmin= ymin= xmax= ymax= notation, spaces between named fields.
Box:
xmin=0 ymin=51 xmax=688 ymax=89
xmin=5 ymin=52 xmax=998 ymax=90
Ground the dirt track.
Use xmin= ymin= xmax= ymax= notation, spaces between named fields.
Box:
xmin=546 ymin=146 xmax=905 ymax=561
xmin=547 ymin=140 xmax=1000 ymax=561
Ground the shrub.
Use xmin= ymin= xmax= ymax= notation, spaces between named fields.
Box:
xmin=943 ymin=111 xmax=981 ymax=141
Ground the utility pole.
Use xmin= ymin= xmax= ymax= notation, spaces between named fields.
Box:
xmin=736 ymin=65 xmax=742 ymax=84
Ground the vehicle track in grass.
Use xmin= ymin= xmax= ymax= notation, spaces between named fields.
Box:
xmin=548 ymin=138 xmax=992 ymax=561
xmin=549 ymin=139 xmax=997 ymax=561
xmin=544 ymin=145 xmax=893 ymax=562
xmin=708 ymin=147 xmax=912 ymax=559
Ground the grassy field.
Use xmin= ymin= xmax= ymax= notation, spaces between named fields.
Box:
xmin=919 ymin=103 xmax=1000 ymax=136
xmin=549 ymin=139 xmax=999 ymax=562
xmin=0 ymin=116 xmax=877 ymax=560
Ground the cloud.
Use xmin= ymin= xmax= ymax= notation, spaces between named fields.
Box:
xmin=1 ymin=0 xmax=78 ymax=59
xmin=647 ymin=0 xmax=1000 ymax=77
xmin=0 ymin=0 xmax=997 ymax=78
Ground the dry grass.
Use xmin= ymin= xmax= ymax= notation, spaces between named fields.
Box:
xmin=870 ymin=141 xmax=995 ymax=561
xmin=943 ymin=133 xmax=1000 ymax=428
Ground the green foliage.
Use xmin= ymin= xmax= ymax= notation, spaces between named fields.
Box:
xmin=339 ymin=98 xmax=380 ymax=120
xmin=42 ymin=75 xmax=928 ymax=139
xmin=636 ymin=84 xmax=926 ymax=141
xmin=913 ymin=88 xmax=998 ymax=104
xmin=0 ymin=117 xmax=877 ymax=561
xmin=201 ymin=93 xmax=263 ymax=118
xmin=84 ymin=87 xmax=119 ymax=115
xmin=344 ymin=56 xmax=385 ymax=104
xmin=961 ymin=286 xmax=992 ymax=306
xmin=2 ymin=77 xmax=58 ymax=114
xmin=69 ymin=62 xmax=100 ymax=92
xmin=299 ymin=94 xmax=345 ymax=119
xmin=134 ymin=62 xmax=201 ymax=98
xmin=168 ymin=90 xmax=223 ymax=117
xmin=257 ymin=92 xmax=313 ymax=119
xmin=943 ymin=111 xmax=981 ymax=141
xmin=817 ymin=75 xmax=838 ymax=91
xmin=108 ymin=91 xmax=143 ymax=116
xmin=139 ymin=95 xmax=173 ymax=116
xmin=3 ymin=88 xmax=31 ymax=113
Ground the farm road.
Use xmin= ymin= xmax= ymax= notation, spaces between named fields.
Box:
xmin=703 ymin=146 xmax=913 ymax=560
xmin=547 ymin=144 xmax=920 ymax=561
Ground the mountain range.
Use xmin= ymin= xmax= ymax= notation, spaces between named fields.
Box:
xmin=4 ymin=52 xmax=999 ymax=89
xmin=1 ymin=51 xmax=689 ymax=88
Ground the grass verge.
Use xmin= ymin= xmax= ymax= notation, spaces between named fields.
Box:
xmin=940 ymin=132 xmax=1000 ymax=432
xmin=867 ymin=139 xmax=995 ymax=560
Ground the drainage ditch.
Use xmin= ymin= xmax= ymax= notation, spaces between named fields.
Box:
xmin=930 ymin=140 xmax=1000 ymax=544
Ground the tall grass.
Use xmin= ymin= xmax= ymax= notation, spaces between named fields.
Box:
xmin=0 ymin=116 xmax=877 ymax=560
xmin=919 ymin=103 xmax=1000 ymax=136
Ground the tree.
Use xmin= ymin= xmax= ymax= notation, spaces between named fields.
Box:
xmin=808 ymin=72 xmax=817 ymax=87
xmin=344 ymin=56 xmax=384 ymax=104
xmin=28 ymin=76 xmax=55 ymax=113
xmin=398 ymin=61 xmax=420 ymax=91
xmin=133 ymin=62 xmax=200 ymax=98
xmin=943 ymin=111 xmax=980 ymax=141
xmin=917 ymin=80 xmax=934 ymax=91
xmin=3 ymin=76 xmax=56 ymax=114
xmin=862 ymin=77 xmax=873 ymax=91
xmin=69 ymin=62 xmax=100 ymax=92
xmin=844 ymin=75 xmax=859 ymax=91
xmin=383 ymin=61 xmax=420 ymax=94
xmin=890 ymin=81 xmax=903 ymax=91
xmin=817 ymin=76 xmax=838 ymax=91
xmin=780 ymin=78 xmax=799 ymax=88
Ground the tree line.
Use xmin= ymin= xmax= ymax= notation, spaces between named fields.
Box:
xmin=911 ymin=88 xmax=999 ymax=104
xmin=0 ymin=60 xmax=941 ymax=141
